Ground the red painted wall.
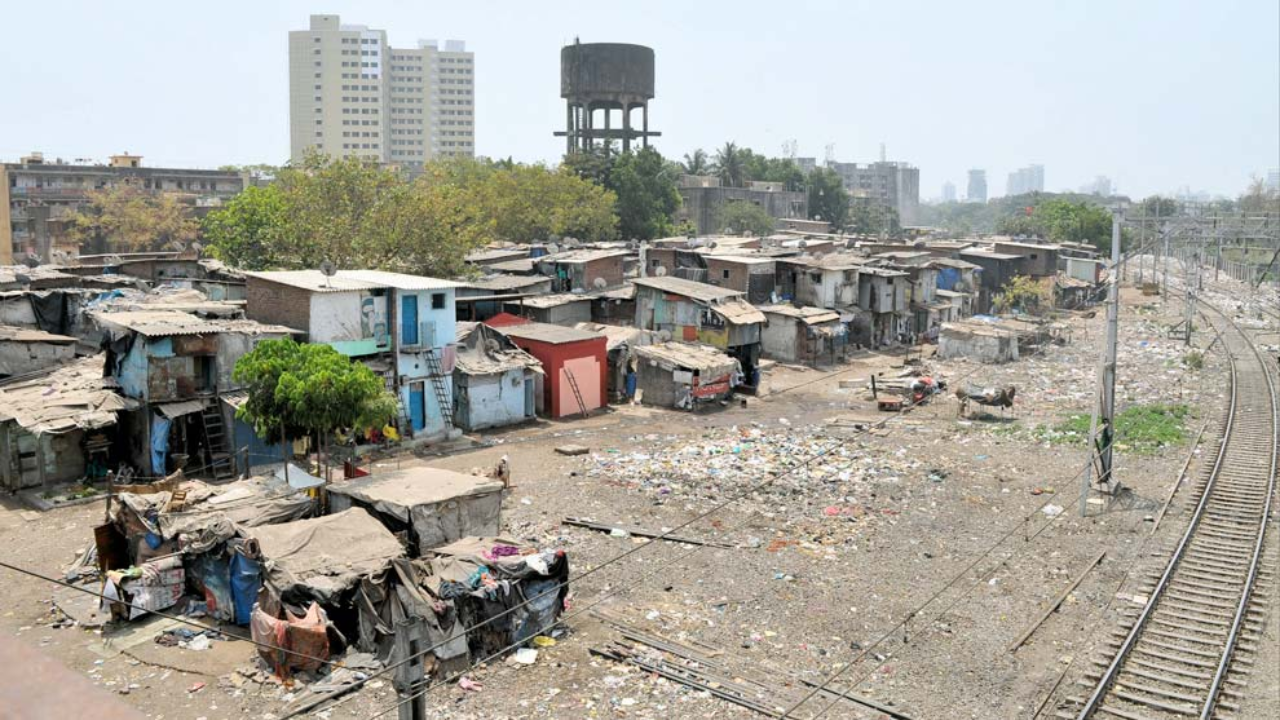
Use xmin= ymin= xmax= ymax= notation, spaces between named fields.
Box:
xmin=507 ymin=336 xmax=608 ymax=418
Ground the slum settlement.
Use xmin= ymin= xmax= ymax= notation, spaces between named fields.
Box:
xmin=0 ymin=230 xmax=1101 ymax=707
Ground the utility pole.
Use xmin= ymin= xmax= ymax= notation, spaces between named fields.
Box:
xmin=1081 ymin=208 xmax=1123 ymax=516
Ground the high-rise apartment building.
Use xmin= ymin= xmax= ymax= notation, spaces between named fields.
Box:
xmin=827 ymin=160 xmax=921 ymax=225
xmin=1267 ymin=168 xmax=1280 ymax=191
xmin=289 ymin=15 xmax=474 ymax=171
xmin=1006 ymin=164 xmax=1044 ymax=196
xmin=941 ymin=181 xmax=957 ymax=203
xmin=966 ymin=169 xmax=987 ymax=203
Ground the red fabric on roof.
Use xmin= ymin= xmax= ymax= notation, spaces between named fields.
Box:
xmin=483 ymin=312 xmax=532 ymax=328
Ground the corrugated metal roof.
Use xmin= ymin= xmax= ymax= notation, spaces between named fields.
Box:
xmin=0 ymin=325 xmax=77 ymax=343
xmin=515 ymin=293 xmax=591 ymax=309
xmin=632 ymin=276 xmax=743 ymax=302
xmin=0 ymin=355 xmax=139 ymax=434
xmin=715 ymin=298 xmax=766 ymax=325
xmin=336 ymin=270 xmax=463 ymax=291
xmin=246 ymin=269 xmax=459 ymax=292
xmin=500 ymin=322 xmax=605 ymax=345
xmin=636 ymin=342 xmax=739 ymax=373
xmin=244 ymin=270 xmax=383 ymax=292
xmin=157 ymin=399 xmax=207 ymax=419
xmin=539 ymin=249 xmax=631 ymax=263
xmin=93 ymin=310 xmax=297 ymax=337
xmin=758 ymin=305 xmax=842 ymax=324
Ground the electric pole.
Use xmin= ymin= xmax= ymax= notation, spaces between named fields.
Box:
xmin=1081 ymin=208 xmax=1123 ymax=516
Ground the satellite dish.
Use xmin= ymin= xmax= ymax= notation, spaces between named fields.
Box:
xmin=592 ymin=277 xmax=608 ymax=290
xmin=14 ymin=272 xmax=31 ymax=286
xmin=798 ymin=240 xmax=808 ymax=249
xmin=708 ymin=241 xmax=718 ymax=249
xmin=657 ymin=330 xmax=672 ymax=342
xmin=22 ymin=256 xmax=41 ymax=269
xmin=812 ymin=251 xmax=825 ymax=261
xmin=627 ymin=240 xmax=638 ymax=250
xmin=655 ymin=266 xmax=668 ymax=277
xmin=686 ymin=239 xmax=697 ymax=248
xmin=546 ymin=243 xmax=561 ymax=255
xmin=319 ymin=260 xmax=336 ymax=277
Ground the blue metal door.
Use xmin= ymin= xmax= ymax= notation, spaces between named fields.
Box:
xmin=409 ymin=382 xmax=426 ymax=432
xmin=401 ymin=295 xmax=419 ymax=345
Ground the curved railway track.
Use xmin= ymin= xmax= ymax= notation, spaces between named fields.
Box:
xmin=1059 ymin=302 xmax=1278 ymax=720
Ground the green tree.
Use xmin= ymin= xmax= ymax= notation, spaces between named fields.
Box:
xmin=994 ymin=275 xmax=1051 ymax=315
xmin=1239 ymin=176 xmax=1280 ymax=214
xmin=66 ymin=180 xmax=199 ymax=253
xmin=472 ymin=162 xmax=618 ymax=242
xmin=202 ymin=185 xmax=288 ymax=270
xmin=233 ymin=339 xmax=398 ymax=472
xmin=608 ymin=148 xmax=681 ymax=240
xmin=716 ymin=201 xmax=776 ymax=237
xmin=714 ymin=142 xmax=746 ymax=187
xmin=806 ymin=167 xmax=849 ymax=229
xmin=561 ymin=145 xmax=614 ymax=188
xmin=847 ymin=201 xmax=900 ymax=236
xmin=681 ymin=149 xmax=711 ymax=175
xmin=1137 ymin=195 xmax=1179 ymax=218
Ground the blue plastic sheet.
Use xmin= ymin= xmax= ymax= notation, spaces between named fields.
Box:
xmin=229 ymin=552 xmax=262 ymax=626
xmin=150 ymin=413 xmax=171 ymax=475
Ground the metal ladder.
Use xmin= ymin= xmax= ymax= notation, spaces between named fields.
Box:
xmin=563 ymin=367 xmax=589 ymax=417
xmin=423 ymin=349 xmax=454 ymax=429
xmin=199 ymin=404 xmax=235 ymax=480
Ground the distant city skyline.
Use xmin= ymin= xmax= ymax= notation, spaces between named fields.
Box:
xmin=0 ymin=0 xmax=1276 ymax=199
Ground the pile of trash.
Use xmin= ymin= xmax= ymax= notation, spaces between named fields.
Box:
xmin=155 ymin=627 xmax=222 ymax=651
xmin=581 ymin=422 xmax=924 ymax=517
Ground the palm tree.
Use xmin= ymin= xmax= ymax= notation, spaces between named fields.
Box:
xmin=714 ymin=142 xmax=744 ymax=188
xmin=681 ymin=149 xmax=710 ymax=176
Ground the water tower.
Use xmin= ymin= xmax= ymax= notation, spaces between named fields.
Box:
xmin=556 ymin=41 xmax=660 ymax=154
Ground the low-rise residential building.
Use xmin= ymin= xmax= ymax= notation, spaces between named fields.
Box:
xmin=758 ymin=305 xmax=847 ymax=366
xmin=502 ymin=293 xmax=593 ymax=326
xmin=774 ymin=254 xmax=864 ymax=309
xmin=487 ymin=320 xmax=608 ymax=419
xmin=631 ymin=276 xmax=766 ymax=387
xmin=0 ymin=356 xmax=140 ymax=491
xmin=633 ymin=342 xmax=739 ymax=409
xmin=677 ymin=175 xmax=807 ymax=236
xmin=451 ymin=322 xmax=541 ymax=431
xmin=959 ymin=249 xmax=1023 ymax=313
xmin=702 ymin=255 xmax=777 ymax=303
xmin=455 ymin=275 xmax=554 ymax=321
xmin=2 ymin=152 xmax=247 ymax=264
xmin=535 ymin=249 xmax=630 ymax=292
xmin=0 ymin=325 xmax=77 ymax=377
xmin=992 ymin=241 xmax=1061 ymax=278
xmin=856 ymin=267 xmax=909 ymax=346
xmin=94 ymin=310 xmax=296 ymax=478
xmin=244 ymin=270 xmax=462 ymax=440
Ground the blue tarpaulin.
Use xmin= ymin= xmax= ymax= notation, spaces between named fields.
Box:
xmin=229 ymin=552 xmax=262 ymax=626
xmin=150 ymin=413 xmax=171 ymax=475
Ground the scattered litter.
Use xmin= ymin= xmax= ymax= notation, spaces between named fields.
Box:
xmin=512 ymin=648 xmax=538 ymax=664
xmin=458 ymin=676 xmax=483 ymax=692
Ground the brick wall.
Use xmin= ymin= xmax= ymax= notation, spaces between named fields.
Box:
xmin=246 ymin=278 xmax=312 ymax=335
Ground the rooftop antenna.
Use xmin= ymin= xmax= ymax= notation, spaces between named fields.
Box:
xmin=879 ymin=142 xmax=886 ymax=162
xmin=319 ymin=260 xmax=336 ymax=289
xmin=824 ymin=143 xmax=836 ymax=166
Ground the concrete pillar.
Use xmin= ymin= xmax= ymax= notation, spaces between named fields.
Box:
xmin=642 ymin=104 xmax=649 ymax=148
xmin=583 ymin=103 xmax=593 ymax=152
xmin=622 ymin=104 xmax=632 ymax=153
xmin=566 ymin=102 xmax=574 ymax=154
xmin=604 ymin=106 xmax=611 ymax=155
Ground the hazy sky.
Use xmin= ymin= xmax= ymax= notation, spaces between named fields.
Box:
xmin=2 ymin=1 xmax=1277 ymax=199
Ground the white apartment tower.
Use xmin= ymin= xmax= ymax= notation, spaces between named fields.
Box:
xmin=289 ymin=15 xmax=474 ymax=170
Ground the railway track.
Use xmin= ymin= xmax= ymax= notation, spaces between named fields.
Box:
xmin=1058 ymin=302 xmax=1278 ymax=720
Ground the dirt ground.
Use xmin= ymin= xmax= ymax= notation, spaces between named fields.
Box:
xmin=1 ymin=283 xmax=1275 ymax=720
